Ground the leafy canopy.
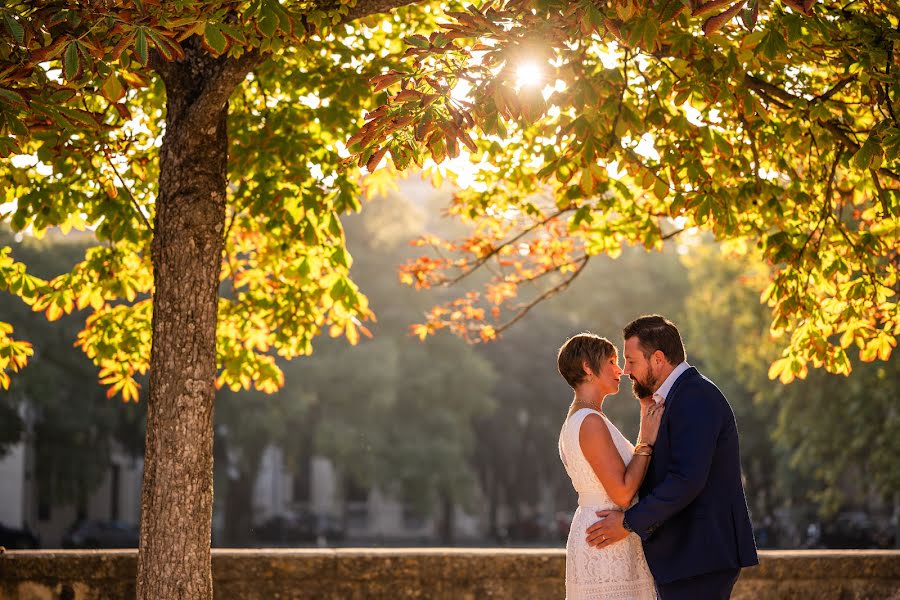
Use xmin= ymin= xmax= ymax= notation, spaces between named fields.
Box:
xmin=0 ymin=0 xmax=448 ymax=398
xmin=351 ymin=0 xmax=899 ymax=382
xmin=1 ymin=0 xmax=897 ymax=396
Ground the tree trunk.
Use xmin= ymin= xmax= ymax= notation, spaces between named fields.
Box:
xmin=438 ymin=486 xmax=455 ymax=546
xmin=137 ymin=47 xmax=229 ymax=599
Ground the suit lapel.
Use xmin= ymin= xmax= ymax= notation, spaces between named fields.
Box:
xmin=658 ymin=367 xmax=698 ymax=427
xmin=644 ymin=368 xmax=698 ymax=489
xmin=665 ymin=367 xmax=697 ymax=404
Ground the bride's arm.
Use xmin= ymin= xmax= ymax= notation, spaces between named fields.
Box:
xmin=579 ymin=410 xmax=661 ymax=508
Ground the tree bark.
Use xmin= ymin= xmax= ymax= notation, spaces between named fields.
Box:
xmin=137 ymin=42 xmax=231 ymax=599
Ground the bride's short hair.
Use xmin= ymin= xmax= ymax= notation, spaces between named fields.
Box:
xmin=557 ymin=333 xmax=615 ymax=389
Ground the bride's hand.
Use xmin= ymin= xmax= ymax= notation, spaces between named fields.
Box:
xmin=638 ymin=400 xmax=664 ymax=445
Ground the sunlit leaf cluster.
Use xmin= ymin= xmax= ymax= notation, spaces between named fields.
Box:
xmin=356 ymin=0 xmax=899 ymax=380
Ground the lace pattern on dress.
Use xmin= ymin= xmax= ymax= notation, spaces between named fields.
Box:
xmin=559 ymin=409 xmax=657 ymax=600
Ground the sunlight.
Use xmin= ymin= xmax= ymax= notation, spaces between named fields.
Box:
xmin=633 ymin=133 xmax=660 ymax=162
xmin=515 ymin=61 xmax=544 ymax=89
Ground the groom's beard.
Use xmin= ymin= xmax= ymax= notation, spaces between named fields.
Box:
xmin=631 ymin=366 xmax=659 ymax=399
xmin=631 ymin=378 xmax=654 ymax=399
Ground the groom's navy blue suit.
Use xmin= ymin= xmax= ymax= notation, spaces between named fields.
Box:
xmin=624 ymin=367 xmax=758 ymax=597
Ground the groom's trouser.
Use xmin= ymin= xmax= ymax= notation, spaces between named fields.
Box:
xmin=656 ymin=568 xmax=741 ymax=600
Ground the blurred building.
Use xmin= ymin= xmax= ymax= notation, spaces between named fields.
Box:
xmin=0 ymin=426 xmax=142 ymax=548
xmin=219 ymin=444 xmax=482 ymax=545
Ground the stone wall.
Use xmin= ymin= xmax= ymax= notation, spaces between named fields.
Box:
xmin=1 ymin=549 xmax=898 ymax=599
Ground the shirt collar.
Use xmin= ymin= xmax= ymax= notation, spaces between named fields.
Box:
xmin=653 ymin=361 xmax=690 ymax=404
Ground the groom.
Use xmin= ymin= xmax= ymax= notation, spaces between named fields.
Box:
xmin=585 ymin=315 xmax=758 ymax=599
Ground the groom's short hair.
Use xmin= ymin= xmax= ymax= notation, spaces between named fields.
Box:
xmin=623 ymin=315 xmax=686 ymax=365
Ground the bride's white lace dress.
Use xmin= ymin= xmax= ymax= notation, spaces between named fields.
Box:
xmin=558 ymin=408 xmax=657 ymax=599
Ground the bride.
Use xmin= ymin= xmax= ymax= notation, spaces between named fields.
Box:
xmin=557 ymin=333 xmax=662 ymax=599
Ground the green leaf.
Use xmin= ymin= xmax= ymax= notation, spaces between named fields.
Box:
xmin=57 ymin=106 xmax=97 ymax=128
xmin=3 ymin=13 xmax=24 ymax=44
xmin=5 ymin=113 xmax=28 ymax=136
xmin=134 ymin=28 xmax=148 ymax=65
xmin=332 ymin=247 xmax=348 ymax=268
xmin=63 ymin=42 xmax=81 ymax=81
xmin=653 ymin=179 xmax=669 ymax=200
xmin=257 ymin=7 xmax=278 ymax=38
xmin=0 ymin=87 xmax=26 ymax=108
xmin=579 ymin=167 xmax=595 ymax=196
xmin=204 ymin=24 xmax=227 ymax=55
xmin=405 ymin=35 xmax=430 ymax=49
xmin=852 ymin=137 xmax=883 ymax=171
xmin=741 ymin=0 xmax=759 ymax=31
xmin=0 ymin=136 xmax=20 ymax=157
xmin=101 ymin=73 xmax=125 ymax=103
xmin=571 ymin=204 xmax=593 ymax=227
xmin=758 ymin=29 xmax=787 ymax=60
xmin=218 ymin=23 xmax=247 ymax=44
xmin=641 ymin=17 xmax=658 ymax=49
xmin=584 ymin=4 xmax=603 ymax=31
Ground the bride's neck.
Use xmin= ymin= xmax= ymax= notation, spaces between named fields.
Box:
xmin=570 ymin=389 xmax=604 ymax=415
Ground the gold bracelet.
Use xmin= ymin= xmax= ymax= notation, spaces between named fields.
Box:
xmin=634 ymin=450 xmax=652 ymax=456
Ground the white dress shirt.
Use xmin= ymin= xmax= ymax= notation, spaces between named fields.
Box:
xmin=653 ymin=361 xmax=690 ymax=405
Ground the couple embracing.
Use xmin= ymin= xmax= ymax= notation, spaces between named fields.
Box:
xmin=557 ymin=315 xmax=759 ymax=599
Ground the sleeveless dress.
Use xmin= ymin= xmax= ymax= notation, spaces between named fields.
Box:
xmin=558 ymin=408 xmax=657 ymax=599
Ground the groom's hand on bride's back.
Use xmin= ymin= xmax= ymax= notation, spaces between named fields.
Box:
xmin=585 ymin=510 xmax=628 ymax=550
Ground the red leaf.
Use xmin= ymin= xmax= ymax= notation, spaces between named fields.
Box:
xmin=366 ymin=146 xmax=389 ymax=171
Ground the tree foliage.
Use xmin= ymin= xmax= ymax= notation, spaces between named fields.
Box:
xmin=0 ymin=0 xmax=439 ymax=397
xmin=0 ymin=228 xmax=145 ymax=504
xmin=353 ymin=0 xmax=899 ymax=382
xmin=681 ymin=243 xmax=899 ymax=516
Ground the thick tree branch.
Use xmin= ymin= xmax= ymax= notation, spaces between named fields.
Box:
xmin=813 ymin=75 xmax=857 ymax=103
xmin=183 ymin=50 xmax=263 ymax=131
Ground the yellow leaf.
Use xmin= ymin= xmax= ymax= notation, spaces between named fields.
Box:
xmin=778 ymin=368 xmax=794 ymax=385
xmin=346 ymin=321 xmax=359 ymax=345
xmin=46 ymin=302 xmax=63 ymax=322
xmin=767 ymin=357 xmax=788 ymax=381
xmin=839 ymin=328 xmax=854 ymax=349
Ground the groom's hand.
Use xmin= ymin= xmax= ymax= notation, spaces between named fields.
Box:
xmin=585 ymin=510 xmax=629 ymax=549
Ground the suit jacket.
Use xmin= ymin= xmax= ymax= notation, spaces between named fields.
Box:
xmin=624 ymin=367 xmax=759 ymax=584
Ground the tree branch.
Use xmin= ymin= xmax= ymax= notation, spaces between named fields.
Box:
xmin=340 ymin=0 xmax=425 ymax=22
xmin=103 ymin=149 xmax=154 ymax=233
xmin=744 ymin=74 xmax=900 ymax=182
xmin=183 ymin=49 xmax=263 ymax=131
xmin=444 ymin=207 xmax=576 ymax=286
xmin=813 ymin=75 xmax=857 ymax=103
xmin=491 ymin=255 xmax=590 ymax=338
